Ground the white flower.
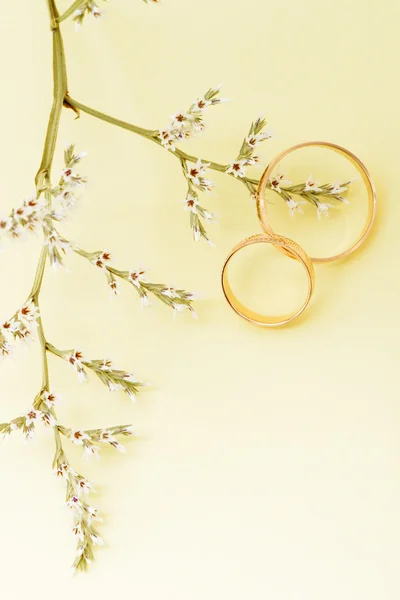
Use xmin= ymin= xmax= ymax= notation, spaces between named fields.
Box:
xmin=70 ymin=430 xmax=90 ymax=446
xmin=89 ymin=3 xmax=102 ymax=17
xmin=328 ymin=181 xmax=347 ymax=195
xmin=61 ymin=167 xmax=75 ymax=183
xmin=85 ymin=505 xmax=102 ymax=523
xmin=54 ymin=462 xmax=77 ymax=479
xmin=184 ymin=194 xmax=199 ymax=214
xmin=159 ymin=129 xmax=176 ymax=151
xmin=226 ymin=160 xmax=247 ymax=178
xmin=110 ymin=439 xmax=126 ymax=452
xmin=99 ymin=359 xmax=113 ymax=371
xmin=187 ymin=160 xmax=210 ymax=186
xmin=0 ymin=216 xmax=12 ymax=232
xmin=171 ymin=112 xmax=192 ymax=128
xmin=41 ymin=411 xmax=57 ymax=427
xmin=259 ymin=129 xmax=273 ymax=141
xmin=0 ymin=337 xmax=9 ymax=359
xmin=140 ymin=294 xmax=150 ymax=308
xmin=90 ymin=533 xmax=104 ymax=545
xmin=245 ymin=156 xmax=259 ymax=166
xmin=199 ymin=178 xmax=214 ymax=193
xmin=286 ymin=198 xmax=306 ymax=217
xmin=99 ymin=430 xmax=115 ymax=442
xmin=93 ymin=251 xmax=111 ymax=270
xmin=106 ymin=381 xmax=122 ymax=392
xmin=194 ymin=97 xmax=212 ymax=110
xmin=24 ymin=427 xmax=35 ymax=441
xmin=43 ymin=390 xmax=61 ymax=407
xmin=25 ymin=408 xmax=41 ymax=427
xmin=67 ymin=350 xmax=87 ymax=382
xmin=72 ymin=522 xmax=85 ymax=541
xmin=18 ymin=300 xmax=40 ymax=325
xmin=99 ymin=431 xmax=126 ymax=453
xmin=246 ymin=130 xmax=272 ymax=147
xmin=109 ymin=280 xmax=120 ymax=297
xmin=304 ymin=175 xmax=322 ymax=193
xmin=161 ymin=287 xmax=179 ymax=298
xmin=67 ymin=495 xmax=82 ymax=511
xmin=269 ymin=172 xmax=292 ymax=193
xmin=129 ymin=269 xmax=146 ymax=288
xmin=61 ymin=166 xmax=86 ymax=187
xmin=44 ymin=230 xmax=70 ymax=252
xmin=83 ymin=443 xmax=101 ymax=459
xmin=316 ymin=202 xmax=333 ymax=219
xmin=54 ymin=190 xmax=78 ymax=210
xmin=0 ymin=320 xmax=20 ymax=336
xmin=122 ymin=372 xmax=139 ymax=383
xmin=76 ymin=477 xmax=93 ymax=495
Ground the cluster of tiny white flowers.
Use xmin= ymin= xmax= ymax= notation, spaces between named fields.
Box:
xmin=73 ymin=0 xmax=159 ymax=30
xmin=286 ymin=197 xmax=306 ymax=217
xmin=0 ymin=196 xmax=47 ymax=244
xmin=0 ymin=300 xmax=40 ymax=360
xmin=0 ymin=390 xmax=60 ymax=442
xmin=57 ymin=422 xmax=131 ymax=571
xmin=0 ymin=145 xmax=86 ymax=250
xmin=269 ymin=171 xmax=292 ymax=194
xmin=128 ymin=269 xmax=198 ymax=316
xmin=50 ymin=144 xmax=87 ymax=220
xmin=44 ymin=227 xmax=71 ymax=270
xmin=75 ymin=247 xmax=197 ymax=315
xmin=54 ymin=447 xmax=103 ymax=571
xmin=266 ymin=172 xmax=352 ymax=219
xmin=159 ymin=85 xmax=227 ymax=151
xmin=66 ymin=350 xmax=144 ymax=399
xmin=1 ymin=377 xmax=134 ymax=572
xmin=66 ymin=424 xmax=133 ymax=456
xmin=186 ymin=159 xmax=214 ymax=193
xmin=183 ymin=190 xmax=215 ymax=245
xmin=182 ymin=159 xmax=216 ymax=245
xmin=226 ymin=117 xmax=272 ymax=179
xmin=73 ymin=1 xmax=103 ymax=30
xmin=52 ymin=422 xmax=133 ymax=570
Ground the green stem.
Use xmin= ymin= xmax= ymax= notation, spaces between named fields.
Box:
xmin=30 ymin=0 xmax=69 ymax=434
xmin=30 ymin=246 xmax=48 ymax=300
xmin=35 ymin=1 xmax=68 ymax=189
xmin=46 ymin=342 xmax=71 ymax=359
xmin=57 ymin=0 xmax=86 ymax=23
xmin=65 ymin=96 xmax=159 ymax=139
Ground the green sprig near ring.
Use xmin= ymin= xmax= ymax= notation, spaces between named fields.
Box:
xmin=267 ymin=173 xmax=352 ymax=218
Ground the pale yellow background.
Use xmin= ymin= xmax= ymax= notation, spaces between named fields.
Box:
xmin=0 ymin=0 xmax=399 ymax=597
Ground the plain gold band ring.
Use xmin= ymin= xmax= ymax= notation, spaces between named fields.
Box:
xmin=221 ymin=232 xmax=315 ymax=327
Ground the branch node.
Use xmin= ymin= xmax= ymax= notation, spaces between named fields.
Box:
xmin=63 ymin=95 xmax=80 ymax=120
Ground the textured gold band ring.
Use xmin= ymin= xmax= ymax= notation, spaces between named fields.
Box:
xmin=221 ymin=233 xmax=315 ymax=327
xmin=256 ymin=141 xmax=377 ymax=263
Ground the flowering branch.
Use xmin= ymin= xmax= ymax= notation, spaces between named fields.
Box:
xmin=1 ymin=0 xmax=352 ymax=574
xmin=64 ymin=95 xmax=351 ymax=242
xmin=0 ymin=0 xmax=194 ymax=574
xmin=60 ymin=238 xmax=197 ymax=313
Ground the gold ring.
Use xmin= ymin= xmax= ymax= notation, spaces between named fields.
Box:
xmin=256 ymin=141 xmax=377 ymax=263
xmin=221 ymin=233 xmax=315 ymax=327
